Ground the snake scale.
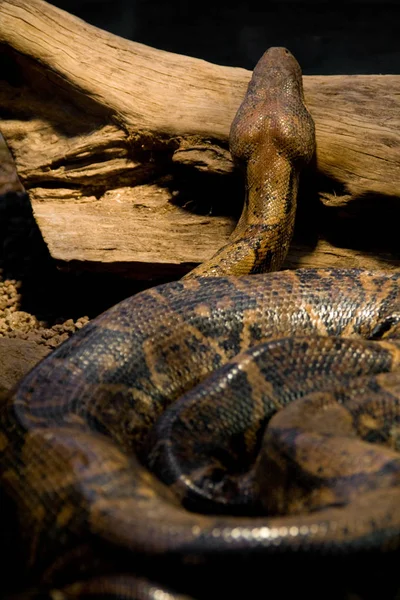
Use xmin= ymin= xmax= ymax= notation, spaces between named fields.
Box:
xmin=1 ymin=48 xmax=400 ymax=599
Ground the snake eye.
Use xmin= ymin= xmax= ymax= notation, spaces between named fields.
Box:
xmin=368 ymin=315 xmax=400 ymax=340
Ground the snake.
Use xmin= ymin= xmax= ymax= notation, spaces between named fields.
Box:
xmin=1 ymin=47 xmax=400 ymax=599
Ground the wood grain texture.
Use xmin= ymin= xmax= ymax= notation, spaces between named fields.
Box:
xmin=0 ymin=0 xmax=399 ymax=276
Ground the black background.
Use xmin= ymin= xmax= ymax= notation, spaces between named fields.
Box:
xmin=49 ymin=0 xmax=400 ymax=74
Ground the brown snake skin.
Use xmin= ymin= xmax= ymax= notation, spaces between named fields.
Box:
xmin=1 ymin=48 xmax=400 ymax=599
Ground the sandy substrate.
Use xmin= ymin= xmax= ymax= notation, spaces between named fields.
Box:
xmin=0 ymin=272 xmax=89 ymax=393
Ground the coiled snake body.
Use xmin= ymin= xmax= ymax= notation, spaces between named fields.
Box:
xmin=1 ymin=48 xmax=400 ymax=599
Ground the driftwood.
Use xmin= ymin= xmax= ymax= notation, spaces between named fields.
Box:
xmin=0 ymin=0 xmax=399 ymax=278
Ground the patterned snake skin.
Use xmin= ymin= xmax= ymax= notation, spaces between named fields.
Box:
xmin=1 ymin=48 xmax=400 ymax=599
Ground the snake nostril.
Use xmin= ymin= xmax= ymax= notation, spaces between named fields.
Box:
xmin=369 ymin=315 xmax=400 ymax=340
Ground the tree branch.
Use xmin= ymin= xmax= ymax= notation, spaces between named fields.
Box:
xmin=0 ymin=0 xmax=399 ymax=276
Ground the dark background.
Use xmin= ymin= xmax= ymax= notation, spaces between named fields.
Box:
xmin=49 ymin=0 xmax=400 ymax=74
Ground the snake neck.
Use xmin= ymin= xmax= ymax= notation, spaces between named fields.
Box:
xmin=185 ymin=154 xmax=298 ymax=278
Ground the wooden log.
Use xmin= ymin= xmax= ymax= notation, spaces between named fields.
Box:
xmin=0 ymin=0 xmax=399 ymax=277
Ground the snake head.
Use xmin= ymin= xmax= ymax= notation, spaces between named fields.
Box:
xmin=229 ymin=47 xmax=316 ymax=168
